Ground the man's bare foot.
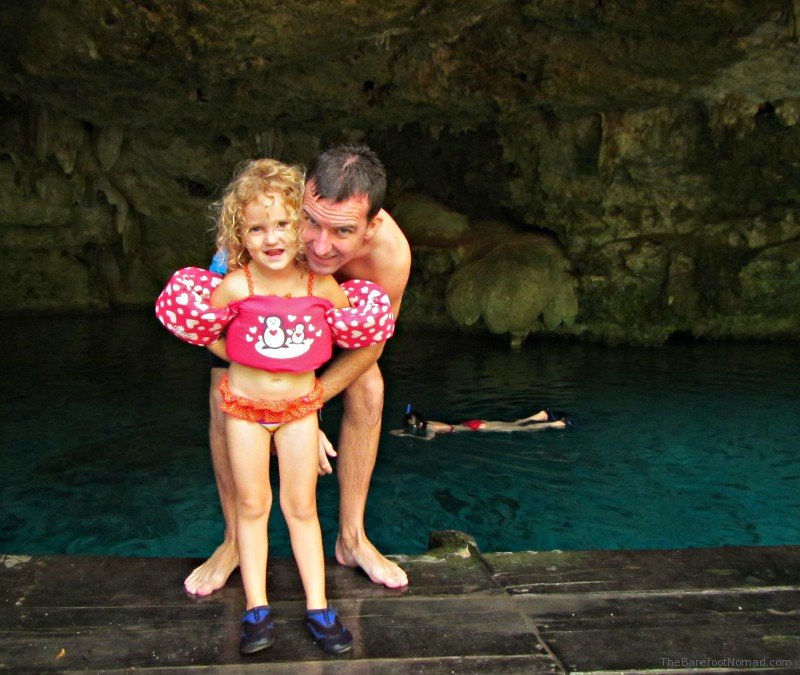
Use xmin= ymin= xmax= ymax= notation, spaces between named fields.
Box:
xmin=336 ymin=535 xmax=408 ymax=588
xmin=184 ymin=540 xmax=239 ymax=596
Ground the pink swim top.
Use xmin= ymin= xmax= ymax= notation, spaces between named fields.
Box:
xmin=155 ymin=266 xmax=396 ymax=353
xmin=225 ymin=266 xmax=334 ymax=373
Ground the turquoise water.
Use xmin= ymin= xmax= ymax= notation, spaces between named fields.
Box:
xmin=2 ymin=314 xmax=799 ymax=558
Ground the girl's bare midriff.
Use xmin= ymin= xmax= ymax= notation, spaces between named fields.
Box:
xmin=227 ymin=362 xmax=316 ymax=402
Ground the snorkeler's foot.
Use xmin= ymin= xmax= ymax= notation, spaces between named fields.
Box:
xmin=520 ymin=410 xmax=552 ymax=423
xmin=184 ymin=540 xmax=239 ymax=596
xmin=336 ymin=535 xmax=408 ymax=588
xmin=551 ymin=419 xmax=568 ymax=428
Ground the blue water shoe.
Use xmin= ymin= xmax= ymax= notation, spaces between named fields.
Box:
xmin=239 ymin=605 xmax=275 ymax=655
xmin=305 ymin=604 xmax=353 ymax=654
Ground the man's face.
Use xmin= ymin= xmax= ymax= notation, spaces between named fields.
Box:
xmin=301 ymin=183 xmax=375 ymax=275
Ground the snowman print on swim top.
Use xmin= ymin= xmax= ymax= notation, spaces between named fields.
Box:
xmin=261 ymin=316 xmax=286 ymax=348
xmin=225 ymin=294 xmax=336 ymax=373
xmin=291 ymin=324 xmax=305 ymax=344
xmin=255 ymin=313 xmax=316 ymax=360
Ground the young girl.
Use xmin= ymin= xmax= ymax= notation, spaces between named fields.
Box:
xmin=155 ymin=159 xmax=395 ymax=656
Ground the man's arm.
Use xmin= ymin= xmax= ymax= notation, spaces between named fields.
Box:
xmin=320 ymin=224 xmax=406 ymax=400
xmin=315 ymin=343 xmax=383 ymax=474
xmin=319 ymin=342 xmax=384 ymax=403
xmin=317 ymin=212 xmax=410 ymax=469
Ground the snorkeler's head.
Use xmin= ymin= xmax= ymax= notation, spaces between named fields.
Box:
xmin=403 ymin=410 xmax=427 ymax=430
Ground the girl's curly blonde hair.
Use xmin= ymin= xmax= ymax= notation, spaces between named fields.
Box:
xmin=214 ymin=158 xmax=306 ymax=271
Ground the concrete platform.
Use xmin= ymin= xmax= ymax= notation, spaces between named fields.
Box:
xmin=2 ymin=534 xmax=799 ymax=672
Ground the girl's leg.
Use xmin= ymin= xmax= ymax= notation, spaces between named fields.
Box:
xmin=226 ymin=415 xmax=273 ymax=609
xmin=274 ymin=413 xmax=326 ymax=610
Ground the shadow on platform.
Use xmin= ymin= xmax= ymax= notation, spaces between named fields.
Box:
xmin=2 ymin=533 xmax=799 ymax=672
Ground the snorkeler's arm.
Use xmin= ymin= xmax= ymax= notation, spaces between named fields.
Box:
xmin=389 ymin=428 xmax=436 ymax=441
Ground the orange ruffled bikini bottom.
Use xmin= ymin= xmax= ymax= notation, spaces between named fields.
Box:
xmin=219 ymin=375 xmax=323 ymax=429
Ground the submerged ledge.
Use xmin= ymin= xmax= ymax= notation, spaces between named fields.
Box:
xmin=2 ymin=532 xmax=799 ymax=672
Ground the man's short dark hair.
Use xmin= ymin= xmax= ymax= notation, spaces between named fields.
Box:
xmin=306 ymin=144 xmax=386 ymax=220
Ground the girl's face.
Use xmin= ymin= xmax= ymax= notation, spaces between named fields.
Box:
xmin=241 ymin=192 xmax=298 ymax=271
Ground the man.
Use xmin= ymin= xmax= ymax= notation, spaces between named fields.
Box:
xmin=185 ymin=144 xmax=411 ymax=595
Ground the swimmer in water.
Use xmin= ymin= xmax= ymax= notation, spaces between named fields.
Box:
xmin=391 ymin=405 xmax=568 ymax=441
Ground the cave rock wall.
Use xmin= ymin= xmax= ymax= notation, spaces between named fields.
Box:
xmin=1 ymin=0 xmax=799 ymax=343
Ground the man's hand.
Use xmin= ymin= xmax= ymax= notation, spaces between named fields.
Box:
xmin=318 ymin=428 xmax=337 ymax=475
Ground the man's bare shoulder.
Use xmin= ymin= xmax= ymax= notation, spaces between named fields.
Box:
xmin=339 ymin=209 xmax=410 ymax=286
xmin=336 ymin=209 xmax=411 ymax=313
xmin=372 ymin=210 xmax=411 ymax=274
